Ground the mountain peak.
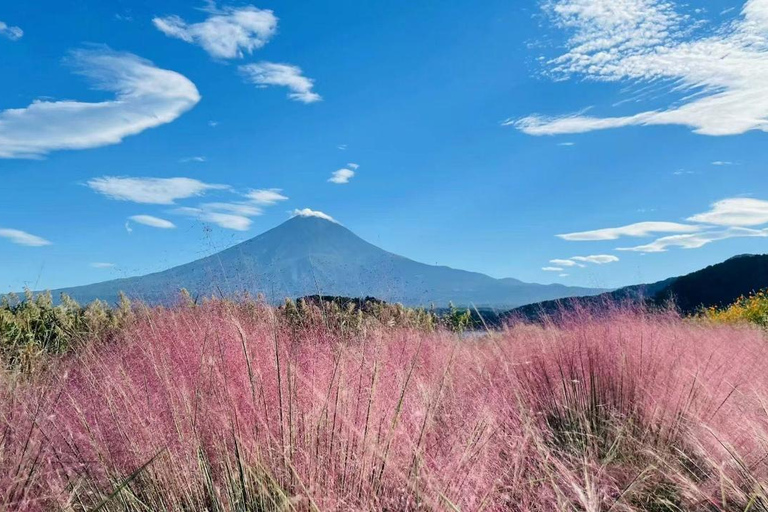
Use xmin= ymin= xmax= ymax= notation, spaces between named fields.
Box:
xmin=289 ymin=209 xmax=339 ymax=224
xmin=42 ymin=216 xmax=606 ymax=307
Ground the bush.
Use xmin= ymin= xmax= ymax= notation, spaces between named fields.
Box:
xmin=0 ymin=290 xmax=132 ymax=372
xmin=703 ymin=288 xmax=768 ymax=327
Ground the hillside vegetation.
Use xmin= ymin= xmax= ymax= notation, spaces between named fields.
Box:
xmin=705 ymin=288 xmax=768 ymax=327
xmin=2 ymin=293 xmax=768 ymax=510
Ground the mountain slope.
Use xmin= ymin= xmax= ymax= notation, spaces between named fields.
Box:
xmin=41 ymin=216 xmax=606 ymax=307
xmin=509 ymin=254 xmax=768 ymax=319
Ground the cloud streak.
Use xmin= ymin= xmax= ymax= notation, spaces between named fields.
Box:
xmin=617 ymin=227 xmax=768 ymax=252
xmin=88 ymin=177 xmax=227 ymax=204
xmin=0 ymin=48 xmax=200 ymax=159
xmin=687 ymin=198 xmax=768 ymax=226
xmin=0 ymin=229 xmax=51 ymax=247
xmin=153 ymin=6 xmax=277 ymax=59
xmin=329 ymin=168 xmax=355 ymax=184
xmin=558 ymin=221 xmax=701 ymax=241
xmin=0 ymin=21 xmax=23 ymax=41
xmin=513 ymin=0 xmax=768 ymax=136
xmin=240 ymin=62 xmax=321 ymax=103
xmin=129 ymin=215 xmax=176 ymax=229
xmin=246 ymin=188 xmax=288 ymax=205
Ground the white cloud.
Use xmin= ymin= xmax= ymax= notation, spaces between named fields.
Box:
xmin=711 ymin=161 xmax=734 ymax=166
xmin=129 ymin=215 xmax=176 ymax=229
xmin=687 ymin=197 xmax=768 ymax=226
xmin=88 ymin=176 xmax=227 ymax=204
xmin=617 ymin=227 xmax=768 ymax=252
xmin=347 ymin=163 xmax=360 ymax=170
xmin=153 ymin=6 xmax=277 ymax=59
xmin=550 ymin=258 xmax=583 ymax=267
xmin=200 ymin=202 xmax=263 ymax=216
xmin=166 ymin=187 xmax=286 ymax=231
xmin=329 ymin=168 xmax=355 ymax=184
xmin=571 ymin=254 xmax=620 ymax=264
xmin=338 ymin=144 xmax=348 ymax=150
xmin=209 ymin=120 xmax=219 ymax=127
xmin=558 ymin=221 xmax=701 ymax=241
xmin=0 ymin=229 xmax=51 ymax=247
xmin=0 ymin=21 xmax=23 ymax=41
xmin=291 ymin=208 xmax=338 ymax=223
xmin=246 ymin=188 xmax=288 ymax=205
xmin=91 ymin=262 xmax=116 ymax=268
xmin=513 ymin=0 xmax=768 ymax=136
xmin=173 ymin=206 xmax=253 ymax=231
xmin=0 ymin=48 xmax=200 ymax=159
xmin=542 ymin=266 xmax=564 ymax=271
xmin=558 ymin=142 xmax=576 ymax=146
xmin=559 ymin=273 xmax=570 ymax=277
xmin=125 ymin=222 xmax=133 ymax=234
xmin=239 ymin=62 xmax=321 ymax=103
xmin=181 ymin=156 xmax=206 ymax=163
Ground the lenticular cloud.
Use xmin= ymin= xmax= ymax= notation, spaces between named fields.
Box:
xmin=0 ymin=48 xmax=200 ymax=159
xmin=513 ymin=0 xmax=768 ymax=136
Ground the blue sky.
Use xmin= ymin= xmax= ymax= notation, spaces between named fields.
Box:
xmin=1 ymin=0 xmax=768 ymax=294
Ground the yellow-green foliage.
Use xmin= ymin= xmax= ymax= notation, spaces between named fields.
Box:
xmin=0 ymin=290 xmax=132 ymax=372
xmin=704 ymin=289 xmax=768 ymax=327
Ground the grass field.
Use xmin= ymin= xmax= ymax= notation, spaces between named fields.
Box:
xmin=2 ymin=297 xmax=768 ymax=511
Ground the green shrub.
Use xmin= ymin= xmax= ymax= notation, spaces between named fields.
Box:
xmin=0 ymin=290 xmax=132 ymax=372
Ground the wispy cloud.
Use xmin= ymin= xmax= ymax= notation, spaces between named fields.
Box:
xmin=0 ymin=48 xmax=200 ymax=159
xmin=545 ymin=254 xmax=620 ymax=271
xmin=0 ymin=21 xmax=23 ymax=41
xmin=173 ymin=206 xmax=253 ymax=231
xmin=129 ymin=215 xmax=176 ymax=229
xmin=513 ymin=0 xmax=768 ymax=136
xmin=550 ymin=258 xmax=583 ymax=267
xmin=347 ymin=163 xmax=360 ymax=170
xmin=687 ymin=198 xmax=768 ymax=226
xmin=564 ymin=196 xmax=768 ymax=254
xmin=165 ymin=187 xmax=287 ymax=231
xmin=91 ymin=262 xmax=116 ymax=268
xmin=181 ymin=156 xmax=206 ymax=163
xmin=329 ymin=168 xmax=355 ymax=184
xmin=0 ymin=229 xmax=51 ymax=247
xmin=291 ymin=208 xmax=338 ymax=223
xmin=618 ymin=227 xmax=768 ymax=252
xmin=571 ymin=254 xmax=620 ymax=264
xmin=711 ymin=161 xmax=734 ymax=166
xmin=239 ymin=62 xmax=321 ymax=103
xmin=153 ymin=5 xmax=277 ymax=59
xmin=558 ymin=221 xmax=701 ymax=241
xmin=246 ymin=188 xmax=288 ymax=205
xmin=87 ymin=177 xmax=228 ymax=204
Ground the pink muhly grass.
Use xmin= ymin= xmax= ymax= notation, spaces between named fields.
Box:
xmin=1 ymin=300 xmax=768 ymax=510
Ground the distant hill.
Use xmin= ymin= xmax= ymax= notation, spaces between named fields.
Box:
xmin=36 ymin=216 xmax=607 ymax=308
xmin=509 ymin=254 xmax=768 ymax=320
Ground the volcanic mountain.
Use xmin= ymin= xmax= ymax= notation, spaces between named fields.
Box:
xmin=45 ymin=215 xmax=607 ymax=307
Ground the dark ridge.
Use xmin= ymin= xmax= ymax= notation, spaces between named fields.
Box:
xmin=509 ymin=253 xmax=768 ymax=321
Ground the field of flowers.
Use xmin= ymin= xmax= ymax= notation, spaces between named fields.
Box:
xmin=2 ymin=296 xmax=768 ymax=511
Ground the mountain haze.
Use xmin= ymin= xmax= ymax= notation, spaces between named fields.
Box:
xmin=41 ymin=216 xmax=606 ymax=307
